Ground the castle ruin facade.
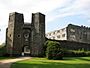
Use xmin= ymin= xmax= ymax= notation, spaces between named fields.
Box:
xmin=46 ymin=24 xmax=90 ymax=44
xmin=6 ymin=12 xmax=45 ymax=57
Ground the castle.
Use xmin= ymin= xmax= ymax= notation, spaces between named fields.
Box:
xmin=5 ymin=12 xmax=90 ymax=57
xmin=46 ymin=24 xmax=90 ymax=44
xmin=6 ymin=12 xmax=45 ymax=57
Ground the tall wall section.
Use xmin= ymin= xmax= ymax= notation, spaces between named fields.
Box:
xmin=67 ymin=24 xmax=90 ymax=44
xmin=6 ymin=12 xmax=24 ymax=56
xmin=31 ymin=12 xmax=45 ymax=56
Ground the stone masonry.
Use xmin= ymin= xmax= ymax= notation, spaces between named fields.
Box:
xmin=46 ymin=24 xmax=90 ymax=44
xmin=6 ymin=12 xmax=45 ymax=57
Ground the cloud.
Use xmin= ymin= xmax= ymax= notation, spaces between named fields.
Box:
xmin=0 ymin=0 xmax=90 ymax=43
xmin=47 ymin=0 xmax=90 ymax=22
xmin=1 ymin=0 xmax=90 ymax=22
xmin=0 ymin=0 xmax=73 ymax=23
xmin=0 ymin=3 xmax=9 ymax=25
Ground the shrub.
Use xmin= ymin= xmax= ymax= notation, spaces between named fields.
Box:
xmin=0 ymin=46 xmax=6 ymax=56
xmin=46 ymin=41 xmax=63 ymax=60
xmin=63 ymin=49 xmax=90 ymax=57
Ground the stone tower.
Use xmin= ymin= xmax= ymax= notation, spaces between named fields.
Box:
xmin=31 ymin=12 xmax=45 ymax=56
xmin=6 ymin=12 xmax=45 ymax=57
xmin=6 ymin=12 xmax=24 ymax=56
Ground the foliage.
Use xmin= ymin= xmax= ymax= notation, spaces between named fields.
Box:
xmin=0 ymin=43 xmax=5 ymax=48
xmin=0 ymin=43 xmax=6 ymax=56
xmin=0 ymin=57 xmax=15 ymax=60
xmin=45 ymin=41 xmax=63 ymax=60
xmin=63 ymin=49 xmax=90 ymax=57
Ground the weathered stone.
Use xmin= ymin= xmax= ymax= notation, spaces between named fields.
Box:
xmin=46 ymin=24 xmax=90 ymax=44
xmin=6 ymin=12 xmax=45 ymax=57
xmin=31 ymin=13 xmax=45 ymax=56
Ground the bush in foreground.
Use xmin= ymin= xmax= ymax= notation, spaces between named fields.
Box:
xmin=46 ymin=41 xmax=63 ymax=60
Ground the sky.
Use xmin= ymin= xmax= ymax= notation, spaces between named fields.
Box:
xmin=0 ymin=0 xmax=90 ymax=44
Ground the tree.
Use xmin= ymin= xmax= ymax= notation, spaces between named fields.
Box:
xmin=46 ymin=41 xmax=63 ymax=60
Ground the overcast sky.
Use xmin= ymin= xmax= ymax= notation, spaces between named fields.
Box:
xmin=0 ymin=0 xmax=90 ymax=44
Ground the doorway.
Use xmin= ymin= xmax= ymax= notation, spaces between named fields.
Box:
xmin=22 ymin=45 xmax=30 ymax=56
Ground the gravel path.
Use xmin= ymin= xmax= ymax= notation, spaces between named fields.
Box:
xmin=0 ymin=57 xmax=31 ymax=68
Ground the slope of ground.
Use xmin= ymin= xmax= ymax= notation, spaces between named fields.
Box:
xmin=11 ymin=57 xmax=90 ymax=68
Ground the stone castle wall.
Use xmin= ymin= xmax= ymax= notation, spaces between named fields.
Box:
xmin=67 ymin=24 xmax=90 ymax=44
xmin=47 ymin=39 xmax=90 ymax=51
xmin=30 ymin=13 xmax=45 ymax=56
xmin=46 ymin=24 xmax=90 ymax=44
xmin=6 ymin=12 xmax=45 ymax=57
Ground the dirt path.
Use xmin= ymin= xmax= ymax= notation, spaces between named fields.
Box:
xmin=0 ymin=57 xmax=31 ymax=68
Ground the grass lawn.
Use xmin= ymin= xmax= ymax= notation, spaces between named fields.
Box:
xmin=11 ymin=57 xmax=90 ymax=68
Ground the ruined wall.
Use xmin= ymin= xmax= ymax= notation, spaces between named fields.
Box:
xmin=67 ymin=24 xmax=90 ymax=44
xmin=6 ymin=12 xmax=24 ymax=56
xmin=60 ymin=41 xmax=90 ymax=51
xmin=46 ymin=28 xmax=67 ymax=40
xmin=22 ymin=24 xmax=31 ymax=54
xmin=47 ymin=39 xmax=90 ymax=51
xmin=31 ymin=12 xmax=45 ymax=56
xmin=6 ymin=12 xmax=45 ymax=57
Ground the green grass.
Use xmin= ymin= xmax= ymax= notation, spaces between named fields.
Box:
xmin=11 ymin=57 xmax=90 ymax=68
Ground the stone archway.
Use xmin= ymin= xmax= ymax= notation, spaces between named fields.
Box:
xmin=22 ymin=45 xmax=30 ymax=56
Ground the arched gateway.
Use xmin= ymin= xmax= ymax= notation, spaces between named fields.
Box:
xmin=6 ymin=12 xmax=45 ymax=57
